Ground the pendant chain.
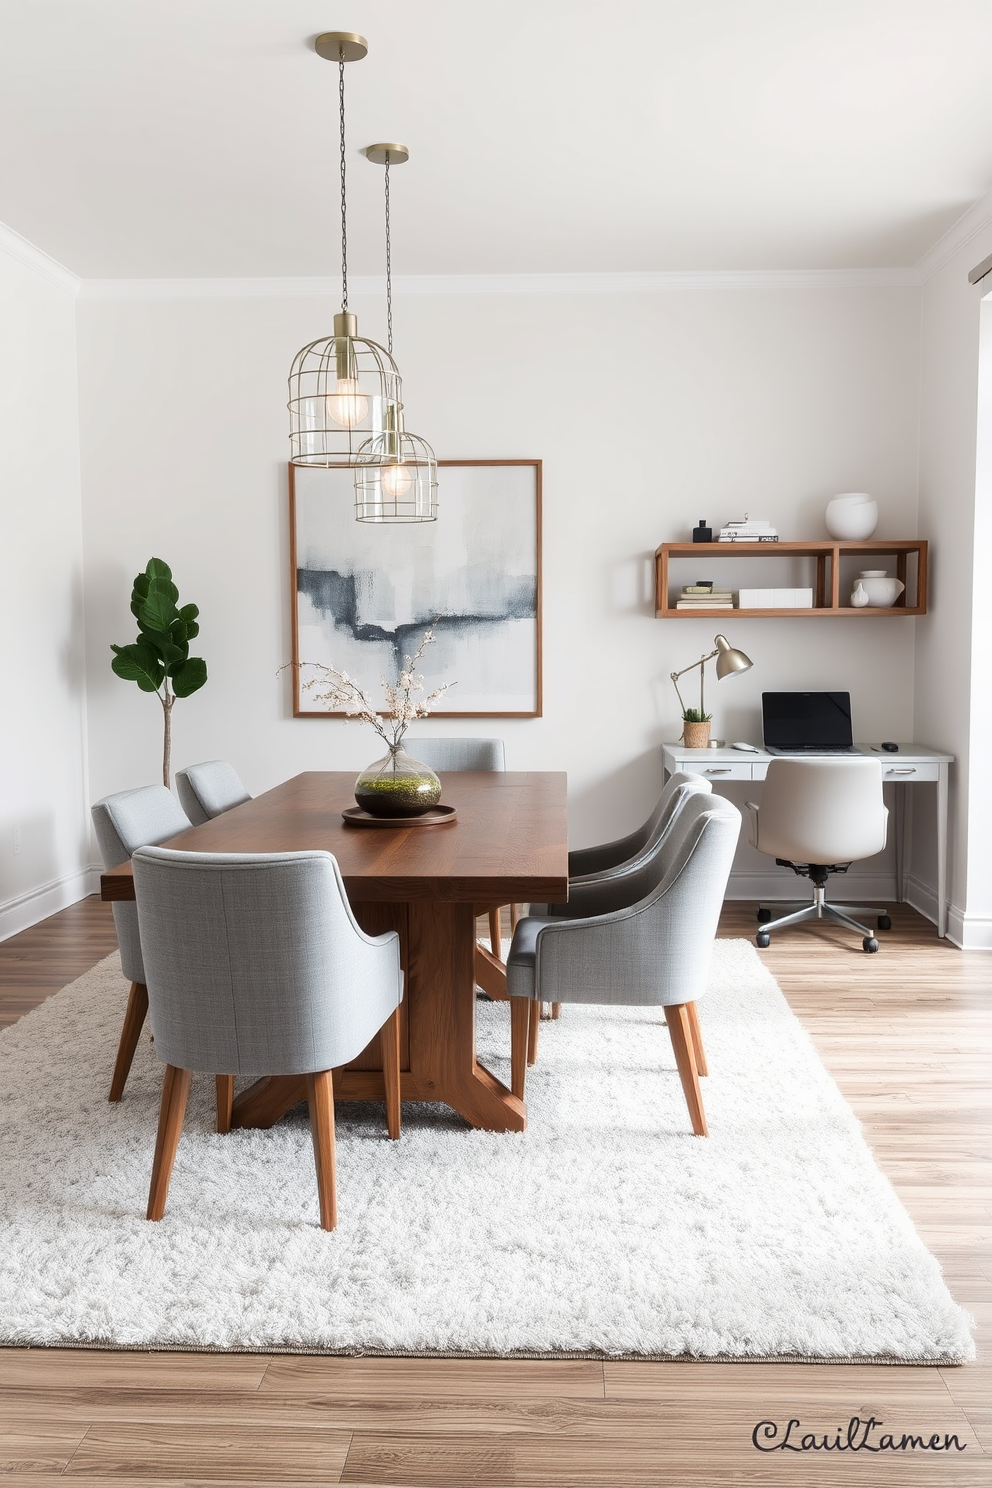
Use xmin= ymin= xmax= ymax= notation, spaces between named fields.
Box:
xmin=384 ymin=153 xmax=393 ymax=355
xmin=338 ymin=52 xmax=349 ymax=311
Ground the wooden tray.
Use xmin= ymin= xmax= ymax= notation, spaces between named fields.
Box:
xmin=341 ymin=804 xmax=457 ymax=828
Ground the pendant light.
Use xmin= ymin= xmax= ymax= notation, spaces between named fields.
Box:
xmin=288 ymin=33 xmax=402 ymax=468
xmin=354 ymin=144 xmax=438 ymax=522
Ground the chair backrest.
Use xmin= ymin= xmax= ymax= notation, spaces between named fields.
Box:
xmin=175 ymin=760 xmax=251 ymax=826
xmin=749 ymin=757 xmax=887 ymax=864
xmin=404 ymin=737 xmax=506 ymax=772
xmin=550 ymin=773 xmax=715 ymax=916
xmin=91 ymin=786 xmax=192 ymax=984
xmin=636 ymin=770 xmax=713 ymax=850
xmin=531 ymin=792 xmax=742 ymax=1007
xmin=131 ymin=847 xmax=401 ymax=1077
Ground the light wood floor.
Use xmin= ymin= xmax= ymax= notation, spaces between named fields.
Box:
xmin=0 ymin=896 xmax=989 ymax=1486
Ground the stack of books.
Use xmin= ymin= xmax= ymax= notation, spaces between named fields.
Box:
xmin=676 ymin=584 xmax=734 ymax=610
xmin=717 ymin=517 xmax=779 ymax=542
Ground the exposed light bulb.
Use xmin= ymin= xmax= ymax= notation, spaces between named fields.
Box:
xmin=380 ymin=461 xmax=413 ymax=498
xmin=325 ymin=377 xmax=368 ymax=427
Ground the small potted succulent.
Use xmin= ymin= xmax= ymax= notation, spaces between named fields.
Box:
xmin=680 ymin=708 xmax=712 ymax=750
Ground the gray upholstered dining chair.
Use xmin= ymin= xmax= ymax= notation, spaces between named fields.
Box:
xmin=175 ymin=760 xmax=251 ymax=826
xmin=131 ymin=846 xmax=404 ymax=1231
xmin=91 ymin=785 xmax=192 ymax=1102
xmin=406 ymin=736 xmax=510 ymax=956
xmin=506 ymin=791 xmax=741 ymax=1136
xmin=527 ymin=771 xmax=713 ymax=1038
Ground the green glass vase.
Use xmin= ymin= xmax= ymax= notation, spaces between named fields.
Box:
xmin=354 ymin=743 xmax=442 ymax=817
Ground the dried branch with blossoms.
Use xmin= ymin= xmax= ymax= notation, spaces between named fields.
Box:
xmin=297 ymin=624 xmax=452 ymax=747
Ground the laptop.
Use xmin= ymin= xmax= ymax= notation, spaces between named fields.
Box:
xmin=762 ymin=691 xmax=858 ymax=754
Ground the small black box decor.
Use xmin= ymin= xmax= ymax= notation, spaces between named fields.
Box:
xmin=692 ymin=518 xmax=713 ymax=543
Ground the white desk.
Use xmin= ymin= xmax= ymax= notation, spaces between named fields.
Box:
xmin=661 ymin=743 xmax=953 ymax=937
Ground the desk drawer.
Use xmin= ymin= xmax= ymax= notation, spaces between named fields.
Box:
xmin=882 ymin=762 xmax=941 ymax=782
xmin=690 ymin=762 xmax=756 ymax=781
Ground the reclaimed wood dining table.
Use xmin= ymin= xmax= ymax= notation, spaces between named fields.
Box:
xmin=100 ymin=770 xmax=569 ymax=1133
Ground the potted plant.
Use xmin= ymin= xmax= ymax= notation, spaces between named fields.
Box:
xmin=110 ymin=558 xmax=207 ymax=788
xmin=681 ymin=708 xmax=712 ymax=749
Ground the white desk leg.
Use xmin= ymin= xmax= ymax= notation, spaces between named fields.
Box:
xmin=937 ymin=764 xmax=948 ymax=939
xmin=894 ymin=784 xmax=905 ymax=904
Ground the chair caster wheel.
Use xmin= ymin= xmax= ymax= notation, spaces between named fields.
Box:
xmin=877 ymin=915 xmax=891 ymax=931
xmin=756 ymin=932 xmax=771 ymax=949
xmin=757 ymin=907 xmax=772 ymax=923
xmin=863 ymin=937 xmax=879 ymax=954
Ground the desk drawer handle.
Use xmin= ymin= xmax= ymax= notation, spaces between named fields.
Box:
xmin=704 ymin=768 xmax=732 ymax=775
xmin=886 ymin=767 xmax=916 ymax=775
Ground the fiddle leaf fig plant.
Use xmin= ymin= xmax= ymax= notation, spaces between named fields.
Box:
xmin=110 ymin=558 xmax=207 ymax=787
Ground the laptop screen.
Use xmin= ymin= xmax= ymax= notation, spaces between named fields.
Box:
xmin=762 ymin=691 xmax=854 ymax=750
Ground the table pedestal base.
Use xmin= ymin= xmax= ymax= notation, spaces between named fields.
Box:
xmin=231 ymin=899 xmax=525 ymax=1134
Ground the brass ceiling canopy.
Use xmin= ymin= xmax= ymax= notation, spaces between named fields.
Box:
xmin=314 ymin=31 xmax=368 ymax=62
xmin=364 ymin=143 xmax=410 ymax=166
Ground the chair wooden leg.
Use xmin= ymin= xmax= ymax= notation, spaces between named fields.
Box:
xmin=306 ymin=1070 xmax=337 ymax=1231
xmin=510 ymin=998 xmax=532 ymax=1099
xmin=381 ymin=1006 xmax=402 ymax=1140
xmin=664 ymin=1004 xmax=708 ymax=1137
xmin=146 ymin=1064 xmax=192 ymax=1220
xmin=215 ymin=1075 xmax=234 ymax=1133
xmin=109 ymin=981 xmax=149 ymax=1101
xmin=510 ymin=903 xmax=522 ymax=930
xmin=686 ymin=1001 xmax=708 ymax=1077
xmin=550 ymin=1002 xmax=561 ymax=1019
xmin=527 ymin=998 xmax=540 ymax=1066
xmin=489 ymin=908 xmax=503 ymax=960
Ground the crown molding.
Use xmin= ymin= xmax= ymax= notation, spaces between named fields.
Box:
xmin=76 ymin=266 xmax=921 ymax=301
xmin=915 ymin=185 xmax=992 ymax=282
xmin=0 ymin=220 xmax=80 ymax=296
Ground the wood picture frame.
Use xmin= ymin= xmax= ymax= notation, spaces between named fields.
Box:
xmin=289 ymin=460 xmax=542 ymax=718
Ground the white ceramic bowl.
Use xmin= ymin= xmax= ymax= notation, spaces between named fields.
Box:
xmin=825 ymin=493 xmax=878 ymax=540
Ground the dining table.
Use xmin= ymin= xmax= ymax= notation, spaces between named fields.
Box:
xmin=100 ymin=770 xmax=569 ymax=1133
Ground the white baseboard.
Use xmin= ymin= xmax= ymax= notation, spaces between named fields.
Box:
xmin=903 ymin=871 xmax=939 ymax=929
xmin=944 ymin=905 xmax=992 ymax=950
xmin=0 ymin=866 xmax=101 ymax=943
xmin=725 ymin=869 xmax=896 ymax=903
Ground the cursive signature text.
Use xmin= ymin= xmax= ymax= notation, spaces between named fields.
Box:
xmin=752 ymin=1416 xmax=967 ymax=1453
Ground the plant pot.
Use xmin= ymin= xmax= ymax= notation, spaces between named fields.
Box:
xmin=354 ymin=744 xmax=442 ymax=817
xmin=682 ymin=720 xmax=712 ymax=749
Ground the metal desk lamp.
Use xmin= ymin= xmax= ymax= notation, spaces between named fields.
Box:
xmin=670 ymin=634 xmax=753 ymax=722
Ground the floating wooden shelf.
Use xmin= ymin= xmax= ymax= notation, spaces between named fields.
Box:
xmin=655 ymin=540 xmax=928 ymax=618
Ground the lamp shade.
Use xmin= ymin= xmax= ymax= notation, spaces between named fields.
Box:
xmin=714 ymin=634 xmax=753 ymax=680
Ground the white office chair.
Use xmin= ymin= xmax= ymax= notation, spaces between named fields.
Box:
xmin=746 ymin=757 xmax=890 ymax=953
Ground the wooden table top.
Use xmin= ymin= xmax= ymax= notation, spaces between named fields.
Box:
xmin=101 ymin=770 xmax=570 ymax=905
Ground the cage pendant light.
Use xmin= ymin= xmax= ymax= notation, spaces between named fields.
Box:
xmin=354 ymin=144 xmax=438 ymax=522
xmin=288 ymin=34 xmax=402 ymax=468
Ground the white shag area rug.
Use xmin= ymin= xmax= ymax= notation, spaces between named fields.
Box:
xmin=0 ymin=943 xmax=974 ymax=1362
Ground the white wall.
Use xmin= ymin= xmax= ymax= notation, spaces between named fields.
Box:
xmin=76 ymin=282 xmax=924 ymax=901
xmin=0 ymin=236 xmax=89 ymax=938
xmin=915 ymin=220 xmax=992 ymax=946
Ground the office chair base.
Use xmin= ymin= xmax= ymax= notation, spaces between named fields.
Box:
xmin=755 ymin=891 xmax=886 ymax=952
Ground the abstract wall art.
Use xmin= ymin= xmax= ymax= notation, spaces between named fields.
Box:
xmin=289 ymin=460 xmax=542 ymax=717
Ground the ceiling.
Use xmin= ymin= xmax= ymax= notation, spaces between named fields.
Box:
xmin=2 ymin=0 xmax=992 ymax=280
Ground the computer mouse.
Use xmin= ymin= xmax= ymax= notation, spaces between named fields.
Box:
xmin=731 ymin=741 xmax=759 ymax=752
xmin=881 ymin=741 xmax=899 ymax=752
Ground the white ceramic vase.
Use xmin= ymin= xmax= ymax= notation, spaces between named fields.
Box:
xmin=825 ymin=493 xmax=878 ymax=541
xmin=856 ymin=570 xmax=904 ymax=608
